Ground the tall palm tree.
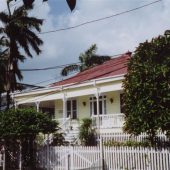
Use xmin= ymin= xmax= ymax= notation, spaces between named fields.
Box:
xmin=0 ymin=3 xmax=43 ymax=109
xmin=61 ymin=44 xmax=111 ymax=76
xmin=0 ymin=36 xmax=8 ymax=110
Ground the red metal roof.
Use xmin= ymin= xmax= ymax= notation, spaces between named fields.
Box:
xmin=50 ymin=52 xmax=131 ymax=87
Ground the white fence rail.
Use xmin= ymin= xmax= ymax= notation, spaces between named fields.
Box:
xmin=37 ymin=146 xmax=170 ymax=170
xmin=100 ymin=132 xmax=168 ymax=143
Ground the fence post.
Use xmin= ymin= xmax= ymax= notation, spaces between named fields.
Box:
xmin=100 ymin=137 xmax=105 ymax=170
xmin=2 ymin=146 xmax=5 ymax=170
xmin=66 ymin=150 xmax=71 ymax=170
xmin=19 ymin=143 xmax=22 ymax=170
xmin=47 ymin=134 xmax=50 ymax=170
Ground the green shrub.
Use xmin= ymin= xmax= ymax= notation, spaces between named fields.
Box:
xmin=104 ymin=140 xmax=151 ymax=147
xmin=79 ymin=118 xmax=97 ymax=146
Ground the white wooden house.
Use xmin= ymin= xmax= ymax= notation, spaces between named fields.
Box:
xmin=14 ymin=52 xmax=131 ymax=142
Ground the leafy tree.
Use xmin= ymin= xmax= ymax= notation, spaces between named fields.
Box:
xmin=0 ymin=108 xmax=59 ymax=169
xmin=61 ymin=44 xmax=111 ymax=76
xmin=123 ymin=32 xmax=170 ymax=145
xmin=0 ymin=2 xmax=43 ymax=109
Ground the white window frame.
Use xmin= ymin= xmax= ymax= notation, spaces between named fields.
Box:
xmin=90 ymin=95 xmax=107 ymax=116
xmin=67 ymin=99 xmax=77 ymax=119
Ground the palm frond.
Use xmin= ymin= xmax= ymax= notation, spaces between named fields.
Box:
xmin=19 ymin=16 xmax=43 ymax=32
xmin=16 ymin=35 xmax=33 ymax=57
xmin=61 ymin=64 xmax=80 ymax=76
xmin=0 ymin=12 xmax=9 ymax=24
xmin=90 ymin=55 xmax=111 ymax=65
xmin=85 ymin=44 xmax=97 ymax=57
xmin=24 ymin=29 xmax=43 ymax=45
xmin=0 ymin=27 xmax=5 ymax=34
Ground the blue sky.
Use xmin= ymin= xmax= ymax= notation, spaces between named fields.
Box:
xmin=0 ymin=0 xmax=170 ymax=86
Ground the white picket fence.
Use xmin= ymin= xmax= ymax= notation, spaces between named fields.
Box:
xmin=100 ymin=132 xmax=168 ymax=143
xmin=0 ymin=153 xmax=5 ymax=170
xmin=37 ymin=146 xmax=170 ymax=170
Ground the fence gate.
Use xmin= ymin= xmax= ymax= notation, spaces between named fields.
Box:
xmin=37 ymin=146 xmax=102 ymax=170
xmin=70 ymin=147 xmax=101 ymax=170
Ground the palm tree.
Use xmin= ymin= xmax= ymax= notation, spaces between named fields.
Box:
xmin=61 ymin=44 xmax=111 ymax=76
xmin=0 ymin=36 xmax=8 ymax=110
xmin=0 ymin=2 xmax=43 ymax=109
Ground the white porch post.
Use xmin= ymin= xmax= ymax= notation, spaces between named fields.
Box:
xmin=95 ymin=88 xmax=101 ymax=145
xmin=62 ymin=94 xmax=67 ymax=120
xmin=95 ymin=89 xmax=100 ymax=128
xmin=96 ymin=93 xmax=99 ymax=117
xmin=14 ymin=102 xmax=18 ymax=109
xmin=36 ymin=101 xmax=40 ymax=112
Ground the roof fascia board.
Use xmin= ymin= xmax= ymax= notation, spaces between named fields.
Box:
xmin=14 ymin=74 xmax=125 ymax=98
xmin=61 ymin=74 xmax=125 ymax=90
xmin=14 ymin=86 xmax=61 ymax=97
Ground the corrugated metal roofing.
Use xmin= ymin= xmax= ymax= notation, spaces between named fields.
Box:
xmin=50 ymin=52 xmax=131 ymax=87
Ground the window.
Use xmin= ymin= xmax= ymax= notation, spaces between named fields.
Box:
xmin=67 ymin=99 xmax=77 ymax=119
xmin=90 ymin=96 xmax=106 ymax=115
xmin=41 ymin=107 xmax=55 ymax=119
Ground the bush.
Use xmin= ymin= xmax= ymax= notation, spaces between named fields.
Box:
xmin=79 ymin=118 xmax=97 ymax=146
xmin=104 ymin=140 xmax=151 ymax=147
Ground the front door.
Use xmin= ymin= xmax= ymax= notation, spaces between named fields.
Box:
xmin=67 ymin=99 xmax=77 ymax=119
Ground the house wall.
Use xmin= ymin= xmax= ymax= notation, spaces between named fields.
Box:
xmin=54 ymin=99 xmax=63 ymax=119
xmin=77 ymin=96 xmax=91 ymax=119
xmin=106 ymin=91 xmax=121 ymax=114
xmin=53 ymin=91 xmax=121 ymax=120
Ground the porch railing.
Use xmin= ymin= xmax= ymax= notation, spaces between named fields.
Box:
xmin=91 ymin=113 xmax=124 ymax=128
xmin=54 ymin=116 xmax=71 ymax=132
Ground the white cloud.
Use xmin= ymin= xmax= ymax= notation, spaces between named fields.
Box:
xmin=1 ymin=0 xmax=170 ymax=85
xmin=0 ymin=0 xmax=7 ymax=11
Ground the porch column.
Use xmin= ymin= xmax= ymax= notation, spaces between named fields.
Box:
xmin=14 ymin=102 xmax=18 ymax=109
xmin=95 ymin=89 xmax=101 ymax=144
xmin=95 ymin=90 xmax=100 ymax=128
xmin=36 ymin=101 xmax=40 ymax=112
xmin=62 ymin=95 xmax=67 ymax=120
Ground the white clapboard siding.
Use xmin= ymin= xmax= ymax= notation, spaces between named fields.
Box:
xmin=37 ymin=146 xmax=170 ymax=170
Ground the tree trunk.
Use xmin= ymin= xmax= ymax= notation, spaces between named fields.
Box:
xmin=149 ymin=129 xmax=156 ymax=147
xmin=0 ymin=92 xmax=2 ymax=111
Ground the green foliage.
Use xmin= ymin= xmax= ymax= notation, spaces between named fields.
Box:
xmin=0 ymin=108 xmax=58 ymax=169
xmin=123 ymin=32 xmax=170 ymax=144
xmin=104 ymin=140 xmax=151 ymax=147
xmin=0 ymin=108 xmax=57 ymax=138
xmin=79 ymin=118 xmax=97 ymax=146
xmin=0 ymin=1 xmax=43 ymax=109
xmin=61 ymin=44 xmax=111 ymax=76
xmin=51 ymin=132 xmax=69 ymax=146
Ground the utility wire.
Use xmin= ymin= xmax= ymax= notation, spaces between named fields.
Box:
xmin=22 ymin=57 xmax=129 ymax=88
xmin=40 ymin=0 xmax=162 ymax=34
xmin=0 ymin=0 xmax=162 ymax=34
xmin=20 ymin=71 xmax=80 ymax=90
xmin=20 ymin=62 xmax=81 ymax=71
xmin=16 ymin=63 xmax=127 ymax=104
xmin=20 ymin=52 xmax=132 ymax=72
xmin=19 ymin=53 xmax=129 ymax=88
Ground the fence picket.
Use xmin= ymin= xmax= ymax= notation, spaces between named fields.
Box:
xmin=37 ymin=145 xmax=170 ymax=170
